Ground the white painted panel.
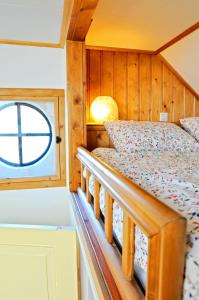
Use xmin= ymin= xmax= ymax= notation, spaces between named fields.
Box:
xmin=0 ymin=44 xmax=66 ymax=88
xmin=0 ymin=0 xmax=64 ymax=43
xmin=162 ymin=30 xmax=199 ymax=93
xmin=0 ymin=225 xmax=78 ymax=300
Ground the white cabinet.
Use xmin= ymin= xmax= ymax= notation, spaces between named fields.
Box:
xmin=0 ymin=225 xmax=78 ymax=300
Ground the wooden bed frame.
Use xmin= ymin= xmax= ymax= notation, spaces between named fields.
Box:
xmin=76 ymin=146 xmax=187 ymax=300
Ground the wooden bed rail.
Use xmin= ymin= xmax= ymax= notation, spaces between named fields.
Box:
xmin=77 ymin=146 xmax=187 ymax=300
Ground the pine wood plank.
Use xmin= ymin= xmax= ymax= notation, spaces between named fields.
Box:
xmin=151 ymin=56 xmax=162 ymax=121
xmin=105 ymin=191 xmax=113 ymax=243
xmin=122 ymin=212 xmax=135 ymax=280
xmin=94 ymin=179 xmax=100 ymax=219
xmin=101 ymin=51 xmax=114 ymax=96
xmin=127 ymin=53 xmax=139 ymax=120
xmin=139 ymin=54 xmax=152 ymax=121
xmin=113 ymin=52 xmax=128 ymax=119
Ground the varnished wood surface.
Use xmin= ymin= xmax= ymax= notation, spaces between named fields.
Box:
xmin=0 ymin=89 xmax=66 ymax=190
xmin=77 ymin=146 xmax=187 ymax=300
xmin=67 ymin=0 xmax=99 ymax=41
xmin=67 ymin=41 xmax=86 ymax=191
xmin=86 ymin=49 xmax=199 ymax=123
xmin=86 ymin=48 xmax=199 ymax=149
xmin=72 ymin=192 xmax=123 ymax=300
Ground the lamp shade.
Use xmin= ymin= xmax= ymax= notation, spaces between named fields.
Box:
xmin=90 ymin=96 xmax=118 ymax=123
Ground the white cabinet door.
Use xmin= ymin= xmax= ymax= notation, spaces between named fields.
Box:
xmin=0 ymin=225 xmax=78 ymax=300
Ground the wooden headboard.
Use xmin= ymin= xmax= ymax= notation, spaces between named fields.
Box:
xmin=86 ymin=48 xmax=199 ymax=150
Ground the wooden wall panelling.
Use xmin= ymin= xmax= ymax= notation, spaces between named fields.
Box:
xmin=151 ymin=55 xmax=162 ymax=121
xmin=162 ymin=64 xmax=173 ymax=122
xmin=113 ymin=52 xmax=128 ymax=119
xmin=127 ymin=53 xmax=139 ymax=120
xmin=139 ymin=54 xmax=152 ymax=121
xmin=172 ymin=76 xmax=185 ymax=122
xmin=196 ymin=100 xmax=199 ymax=116
xmin=184 ymin=90 xmax=195 ymax=118
xmin=86 ymin=49 xmax=199 ymax=149
xmin=87 ymin=50 xmax=101 ymax=122
xmin=67 ymin=40 xmax=86 ymax=191
xmin=101 ymin=51 xmax=114 ymax=96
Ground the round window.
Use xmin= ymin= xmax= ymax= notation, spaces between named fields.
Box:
xmin=0 ymin=102 xmax=52 ymax=167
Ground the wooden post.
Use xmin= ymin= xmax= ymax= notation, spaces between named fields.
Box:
xmin=67 ymin=41 xmax=86 ymax=191
xmin=80 ymin=163 xmax=86 ymax=192
xmin=94 ymin=179 xmax=100 ymax=219
xmin=122 ymin=211 xmax=134 ymax=280
xmin=105 ymin=191 xmax=113 ymax=243
xmin=86 ymin=169 xmax=92 ymax=203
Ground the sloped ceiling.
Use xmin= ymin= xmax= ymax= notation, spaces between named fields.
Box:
xmin=162 ymin=30 xmax=199 ymax=94
xmin=86 ymin=0 xmax=199 ymax=50
xmin=0 ymin=0 xmax=72 ymax=44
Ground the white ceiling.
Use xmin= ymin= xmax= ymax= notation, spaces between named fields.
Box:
xmin=86 ymin=0 xmax=199 ymax=50
xmin=0 ymin=0 xmax=72 ymax=44
xmin=162 ymin=29 xmax=199 ymax=93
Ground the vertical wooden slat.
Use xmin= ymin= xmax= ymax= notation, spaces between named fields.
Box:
xmin=151 ymin=56 xmax=162 ymax=121
xmin=184 ymin=89 xmax=195 ymax=117
xmin=105 ymin=191 xmax=113 ymax=243
xmin=162 ymin=64 xmax=173 ymax=122
xmin=139 ymin=54 xmax=152 ymax=121
xmin=101 ymin=51 xmax=114 ymax=96
xmin=80 ymin=163 xmax=86 ymax=192
xmin=146 ymin=234 xmax=161 ymax=300
xmin=127 ymin=53 xmax=139 ymax=120
xmin=89 ymin=50 xmax=101 ymax=122
xmin=172 ymin=76 xmax=185 ymax=122
xmin=113 ymin=52 xmax=128 ymax=119
xmin=195 ymin=99 xmax=199 ymax=116
xmin=86 ymin=169 xmax=92 ymax=202
xmin=122 ymin=211 xmax=135 ymax=280
xmin=94 ymin=178 xmax=100 ymax=219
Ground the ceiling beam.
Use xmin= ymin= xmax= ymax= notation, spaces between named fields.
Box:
xmin=154 ymin=22 xmax=199 ymax=55
xmin=67 ymin=0 xmax=99 ymax=41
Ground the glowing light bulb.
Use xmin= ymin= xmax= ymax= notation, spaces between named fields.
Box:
xmin=90 ymin=96 xmax=118 ymax=124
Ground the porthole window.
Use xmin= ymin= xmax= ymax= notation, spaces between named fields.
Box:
xmin=0 ymin=102 xmax=52 ymax=167
xmin=0 ymin=89 xmax=66 ymax=190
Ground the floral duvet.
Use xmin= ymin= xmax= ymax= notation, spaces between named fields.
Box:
xmin=86 ymin=148 xmax=199 ymax=300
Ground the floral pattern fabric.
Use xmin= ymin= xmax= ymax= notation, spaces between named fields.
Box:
xmin=85 ymin=147 xmax=199 ymax=300
xmin=104 ymin=120 xmax=199 ymax=153
xmin=180 ymin=117 xmax=199 ymax=142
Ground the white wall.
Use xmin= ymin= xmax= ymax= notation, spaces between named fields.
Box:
xmin=0 ymin=44 xmax=66 ymax=88
xmin=162 ymin=30 xmax=199 ymax=94
xmin=0 ymin=44 xmax=70 ymax=226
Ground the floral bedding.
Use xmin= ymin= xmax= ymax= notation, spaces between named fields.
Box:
xmin=85 ymin=148 xmax=199 ymax=300
xmin=104 ymin=120 xmax=199 ymax=153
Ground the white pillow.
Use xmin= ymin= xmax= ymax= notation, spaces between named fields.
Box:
xmin=180 ymin=117 xmax=199 ymax=142
xmin=104 ymin=120 xmax=199 ymax=153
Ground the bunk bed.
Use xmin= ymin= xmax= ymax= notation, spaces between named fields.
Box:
xmin=75 ymin=120 xmax=199 ymax=300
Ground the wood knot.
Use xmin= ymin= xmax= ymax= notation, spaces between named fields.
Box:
xmin=74 ymin=97 xmax=81 ymax=105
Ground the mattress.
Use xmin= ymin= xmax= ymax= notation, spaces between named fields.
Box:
xmin=85 ymin=148 xmax=199 ymax=300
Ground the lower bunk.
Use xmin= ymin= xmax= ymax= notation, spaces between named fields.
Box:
xmin=74 ymin=146 xmax=198 ymax=300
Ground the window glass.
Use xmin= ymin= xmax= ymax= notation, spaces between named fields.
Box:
xmin=0 ymin=105 xmax=18 ymax=134
xmin=0 ymin=102 xmax=52 ymax=167
xmin=0 ymin=137 xmax=19 ymax=165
